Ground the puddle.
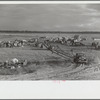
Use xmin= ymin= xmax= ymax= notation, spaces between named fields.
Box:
xmin=30 ymin=59 xmax=70 ymax=66
xmin=45 ymin=60 xmax=68 ymax=66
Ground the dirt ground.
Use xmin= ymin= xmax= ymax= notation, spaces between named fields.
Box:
xmin=0 ymin=33 xmax=100 ymax=80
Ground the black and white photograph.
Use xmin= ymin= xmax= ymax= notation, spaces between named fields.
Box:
xmin=0 ymin=3 xmax=100 ymax=80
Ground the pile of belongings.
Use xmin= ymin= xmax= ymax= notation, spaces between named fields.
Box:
xmin=0 ymin=58 xmax=28 ymax=69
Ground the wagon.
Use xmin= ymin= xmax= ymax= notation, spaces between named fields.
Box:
xmin=73 ymin=53 xmax=88 ymax=64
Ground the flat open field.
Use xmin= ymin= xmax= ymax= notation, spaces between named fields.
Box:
xmin=0 ymin=33 xmax=100 ymax=80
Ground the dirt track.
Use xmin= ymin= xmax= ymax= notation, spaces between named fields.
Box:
xmin=1 ymin=63 xmax=100 ymax=80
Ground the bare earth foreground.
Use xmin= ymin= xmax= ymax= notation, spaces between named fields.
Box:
xmin=0 ymin=33 xmax=100 ymax=80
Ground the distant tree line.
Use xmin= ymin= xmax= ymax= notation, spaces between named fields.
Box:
xmin=0 ymin=30 xmax=100 ymax=34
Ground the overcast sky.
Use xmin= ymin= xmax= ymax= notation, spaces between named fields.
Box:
xmin=0 ymin=4 xmax=100 ymax=31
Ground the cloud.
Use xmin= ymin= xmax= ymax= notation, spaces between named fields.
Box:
xmin=75 ymin=4 xmax=100 ymax=31
xmin=0 ymin=4 xmax=99 ymax=31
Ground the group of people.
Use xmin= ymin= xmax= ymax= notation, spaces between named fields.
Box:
xmin=45 ymin=35 xmax=87 ymax=46
xmin=0 ymin=35 xmax=84 ymax=49
xmin=46 ymin=36 xmax=68 ymax=44
xmin=0 ymin=58 xmax=28 ymax=69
